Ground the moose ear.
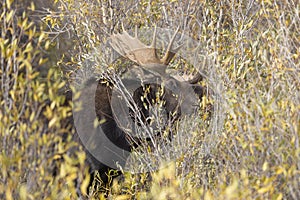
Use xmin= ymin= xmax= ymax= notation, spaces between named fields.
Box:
xmin=192 ymin=85 xmax=204 ymax=99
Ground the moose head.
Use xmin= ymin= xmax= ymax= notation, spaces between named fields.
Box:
xmin=105 ymin=26 xmax=205 ymax=137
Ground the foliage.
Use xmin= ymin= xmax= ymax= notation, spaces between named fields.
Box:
xmin=0 ymin=1 xmax=88 ymax=199
xmin=1 ymin=0 xmax=299 ymax=199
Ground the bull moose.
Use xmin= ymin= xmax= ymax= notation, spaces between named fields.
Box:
xmin=70 ymin=26 xmax=207 ymax=194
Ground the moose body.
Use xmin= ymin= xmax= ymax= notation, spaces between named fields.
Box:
xmin=70 ymin=27 xmax=207 ymax=193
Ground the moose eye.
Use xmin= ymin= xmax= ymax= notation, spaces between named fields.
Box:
xmin=165 ymin=78 xmax=178 ymax=90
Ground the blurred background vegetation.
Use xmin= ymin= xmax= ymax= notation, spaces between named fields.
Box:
xmin=0 ymin=0 xmax=299 ymax=199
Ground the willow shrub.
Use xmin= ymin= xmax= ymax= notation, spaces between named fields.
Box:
xmin=1 ymin=0 xmax=299 ymax=200
xmin=0 ymin=1 xmax=89 ymax=199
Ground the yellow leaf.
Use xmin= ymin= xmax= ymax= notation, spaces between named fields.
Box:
xmin=262 ymin=162 xmax=268 ymax=171
xmin=257 ymin=184 xmax=272 ymax=194
xmin=29 ymin=112 xmax=35 ymax=122
xmin=250 ymin=143 xmax=254 ymax=155
xmin=80 ymin=173 xmax=90 ymax=196
xmin=57 ymin=81 xmax=65 ymax=89
xmin=6 ymin=0 xmax=13 ymax=9
xmin=204 ymin=190 xmax=213 ymax=200
xmin=38 ymin=32 xmax=45 ymax=43
xmin=38 ymin=57 xmax=48 ymax=65
xmin=53 ymin=154 xmax=62 ymax=160
xmin=77 ymin=152 xmax=86 ymax=165
xmin=115 ymin=195 xmax=131 ymax=200
xmin=225 ymin=179 xmax=238 ymax=197
xmin=50 ymin=101 xmax=56 ymax=109
xmin=276 ymin=167 xmax=285 ymax=175
xmin=6 ymin=10 xmax=14 ymax=22
xmin=23 ymin=59 xmax=32 ymax=70
xmin=19 ymin=184 xmax=27 ymax=200
xmin=276 ymin=193 xmax=283 ymax=200
xmin=48 ymin=117 xmax=57 ymax=128
xmin=30 ymin=2 xmax=35 ymax=11
xmin=45 ymin=40 xmax=50 ymax=50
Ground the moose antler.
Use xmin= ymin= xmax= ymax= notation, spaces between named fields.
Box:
xmin=110 ymin=26 xmax=182 ymax=75
xmin=110 ymin=26 xmax=202 ymax=84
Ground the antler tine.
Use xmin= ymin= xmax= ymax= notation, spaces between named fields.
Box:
xmin=121 ymin=22 xmax=126 ymax=32
xmin=135 ymin=25 xmax=138 ymax=38
xmin=150 ymin=25 xmax=157 ymax=49
xmin=161 ymin=26 xmax=181 ymax=65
